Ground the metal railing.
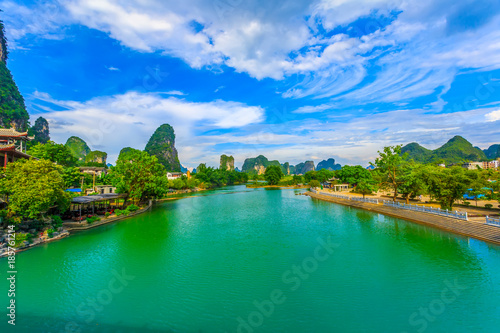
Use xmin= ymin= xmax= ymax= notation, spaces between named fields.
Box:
xmin=383 ymin=201 xmax=468 ymax=221
xmin=310 ymin=188 xmax=378 ymax=204
xmin=486 ymin=216 xmax=500 ymax=227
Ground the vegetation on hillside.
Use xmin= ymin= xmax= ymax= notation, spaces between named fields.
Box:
xmin=242 ymin=155 xmax=281 ymax=174
xmin=145 ymin=124 xmax=181 ymax=172
xmin=65 ymin=136 xmax=91 ymax=162
xmin=402 ymin=136 xmax=487 ymax=164
xmin=220 ymin=154 xmax=235 ymax=171
xmin=0 ymin=60 xmax=29 ymax=130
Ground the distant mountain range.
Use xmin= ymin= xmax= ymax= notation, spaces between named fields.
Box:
xmin=401 ymin=136 xmax=499 ymax=164
xmin=241 ymin=155 xmax=341 ymax=175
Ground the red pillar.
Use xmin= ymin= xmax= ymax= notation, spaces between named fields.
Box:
xmin=3 ymin=152 xmax=6 ymax=168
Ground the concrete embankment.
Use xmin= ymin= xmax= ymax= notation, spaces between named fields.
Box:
xmin=306 ymin=191 xmax=500 ymax=246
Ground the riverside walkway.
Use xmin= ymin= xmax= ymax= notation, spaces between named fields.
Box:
xmin=306 ymin=190 xmax=500 ymax=246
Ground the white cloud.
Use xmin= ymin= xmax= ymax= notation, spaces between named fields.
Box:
xmin=31 ymin=91 xmax=264 ymax=165
xmin=485 ymin=110 xmax=500 ymax=122
xmin=5 ymin=0 xmax=500 ymax=106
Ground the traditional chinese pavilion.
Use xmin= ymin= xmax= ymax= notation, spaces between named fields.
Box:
xmin=0 ymin=128 xmax=33 ymax=167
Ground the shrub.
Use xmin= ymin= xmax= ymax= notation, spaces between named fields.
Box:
xmin=13 ymin=233 xmax=33 ymax=248
xmin=47 ymin=228 xmax=55 ymax=238
xmin=309 ymin=180 xmax=321 ymax=188
xmin=485 ymin=204 xmax=493 ymax=209
xmin=115 ymin=209 xmax=123 ymax=216
xmin=127 ymin=204 xmax=139 ymax=212
xmin=86 ymin=216 xmax=101 ymax=224
xmin=463 ymin=201 xmax=471 ymax=206
xmin=105 ymin=212 xmax=111 ymax=218
xmin=51 ymin=215 xmax=63 ymax=229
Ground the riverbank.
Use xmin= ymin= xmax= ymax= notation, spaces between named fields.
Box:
xmin=306 ymin=191 xmax=500 ymax=246
xmin=0 ymin=201 xmax=153 ymax=258
xmin=62 ymin=200 xmax=153 ymax=231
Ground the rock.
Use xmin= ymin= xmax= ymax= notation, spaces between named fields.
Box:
xmin=145 ymin=124 xmax=181 ymax=172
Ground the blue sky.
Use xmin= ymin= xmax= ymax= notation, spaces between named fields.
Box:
xmin=2 ymin=0 xmax=500 ymax=168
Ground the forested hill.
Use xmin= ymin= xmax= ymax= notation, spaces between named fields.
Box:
xmin=401 ymin=136 xmax=489 ymax=164
xmin=0 ymin=18 xmax=29 ymax=131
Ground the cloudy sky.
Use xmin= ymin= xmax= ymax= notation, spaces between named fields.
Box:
xmin=2 ymin=0 xmax=500 ymax=168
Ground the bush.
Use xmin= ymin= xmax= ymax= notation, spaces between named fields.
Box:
xmin=51 ymin=215 xmax=63 ymax=229
xmin=47 ymin=228 xmax=55 ymax=238
xmin=127 ymin=204 xmax=139 ymax=212
xmin=463 ymin=201 xmax=471 ymax=206
xmin=105 ymin=212 xmax=111 ymax=218
xmin=309 ymin=180 xmax=321 ymax=188
xmin=86 ymin=216 xmax=101 ymax=224
xmin=485 ymin=204 xmax=493 ymax=209
xmin=115 ymin=209 xmax=123 ymax=216
xmin=13 ymin=233 xmax=33 ymax=248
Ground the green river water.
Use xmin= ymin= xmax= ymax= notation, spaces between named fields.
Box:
xmin=2 ymin=185 xmax=500 ymax=332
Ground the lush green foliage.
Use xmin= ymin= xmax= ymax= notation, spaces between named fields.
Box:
xmin=51 ymin=215 xmax=63 ymax=229
xmin=28 ymin=141 xmax=77 ymax=167
xmin=402 ymin=136 xmax=487 ymax=164
xmin=145 ymin=124 xmax=181 ymax=172
xmin=86 ymin=216 xmax=101 ymax=224
xmin=28 ymin=116 xmax=50 ymax=146
xmin=264 ymin=165 xmax=284 ymax=185
xmin=111 ymin=150 xmax=167 ymax=201
xmin=398 ymin=162 xmax=427 ymax=204
xmin=65 ymin=136 xmax=91 ymax=162
xmin=13 ymin=232 xmax=33 ymax=248
xmin=0 ymin=61 xmax=29 ymax=130
xmin=194 ymin=163 xmax=248 ymax=188
xmin=0 ymin=159 xmax=70 ymax=221
xmin=309 ymin=180 xmax=321 ymax=188
xmin=422 ymin=165 xmax=483 ymax=210
xmin=242 ymin=155 xmax=281 ymax=174
xmin=355 ymin=180 xmax=377 ymax=198
xmin=336 ymin=165 xmax=372 ymax=185
xmin=220 ymin=154 xmax=235 ymax=171
xmin=372 ymin=145 xmax=408 ymax=201
xmin=84 ymin=150 xmax=107 ymax=166
xmin=303 ymin=169 xmax=335 ymax=183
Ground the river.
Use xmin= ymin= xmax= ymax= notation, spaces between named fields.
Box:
xmin=1 ymin=185 xmax=500 ymax=332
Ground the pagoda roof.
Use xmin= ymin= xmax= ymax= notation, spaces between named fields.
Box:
xmin=0 ymin=144 xmax=15 ymax=151
xmin=0 ymin=128 xmax=33 ymax=139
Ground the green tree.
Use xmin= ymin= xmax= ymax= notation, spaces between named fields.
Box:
xmin=309 ymin=180 xmax=321 ymax=188
xmin=292 ymin=175 xmax=304 ymax=185
xmin=0 ymin=159 xmax=70 ymax=221
xmin=28 ymin=141 xmax=77 ymax=167
xmin=398 ymin=163 xmax=427 ymax=204
xmin=264 ymin=165 xmax=284 ymax=185
xmin=423 ymin=165 xmax=480 ymax=210
xmin=111 ymin=150 xmax=167 ymax=202
xmin=371 ymin=145 xmax=407 ymax=202
xmin=355 ymin=180 xmax=377 ymax=199
xmin=336 ymin=165 xmax=372 ymax=185
xmin=62 ymin=167 xmax=84 ymax=188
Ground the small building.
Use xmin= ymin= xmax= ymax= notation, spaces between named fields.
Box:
xmin=0 ymin=128 xmax=34 ymax=167
xmin=462 ymin=162 xmax=483 ymax=170
xmin=332 ymin=184 xmax=349 ymax=192
xmin=79 ymin=166 xmax=107 ymax=177
xmin=96 ymin=185 xmax=116 ymax=194
xmin=167 ymin=172 xmax=184 ymax=180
